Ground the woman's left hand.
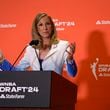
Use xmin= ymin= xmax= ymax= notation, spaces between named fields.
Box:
xmin=66 ymin=42 xmax=76 ymax=60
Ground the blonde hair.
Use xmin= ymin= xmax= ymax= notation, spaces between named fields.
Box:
xmin=32 ymin=13 xmax=59 ymax=48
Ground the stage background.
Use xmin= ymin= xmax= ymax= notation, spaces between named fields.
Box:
xmin=0 ymin=0 xmax=110 ymax=110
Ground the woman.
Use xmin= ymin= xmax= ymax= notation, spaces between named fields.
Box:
xmin=0 ymin=13 xmax=77 ymax=76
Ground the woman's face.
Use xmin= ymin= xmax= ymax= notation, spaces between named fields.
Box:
xmin=37 ymin=16 xmax=53 ymax=38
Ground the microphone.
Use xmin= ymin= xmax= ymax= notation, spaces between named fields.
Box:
xmin=29 ymin=40 xmax=39 ymax=48
xmin=10 ymin=40 xmax=39 ymax=71
xmin=30 ymin=40 xmax=42 ymax=71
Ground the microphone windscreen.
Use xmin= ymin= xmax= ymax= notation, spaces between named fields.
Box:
xmin=29 ymin=40 xmax=39 ymax=46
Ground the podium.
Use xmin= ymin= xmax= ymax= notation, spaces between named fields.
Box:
xmin=0 ymin=71 xmax=77 ymax=110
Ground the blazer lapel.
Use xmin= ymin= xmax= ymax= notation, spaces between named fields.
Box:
xmin=44 ymin=44 xmax=58 ymax=60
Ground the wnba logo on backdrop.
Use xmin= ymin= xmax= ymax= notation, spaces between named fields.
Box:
xmin=90 ymin=58 xmax=110 ymax=80
xmin=53 ymin=18 xmax=75 ymax=31
xmin=96 ymin=20 xmax=110 ymax=25
xmin=90 ymin=58 xmax=99 ymax=80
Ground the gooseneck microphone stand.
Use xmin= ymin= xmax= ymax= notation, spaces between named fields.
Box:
xmin=10 ymin=40 xmax=39 ymax=71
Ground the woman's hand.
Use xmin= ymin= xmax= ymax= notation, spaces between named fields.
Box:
xmin=0 ymin=50 xmax=4 ymax=63
xmin=66 ymin=42 xmax=76 ymax=61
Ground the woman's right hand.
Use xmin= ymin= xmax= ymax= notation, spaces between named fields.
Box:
xmin=0 ymin=50 xmax=4 ymax=63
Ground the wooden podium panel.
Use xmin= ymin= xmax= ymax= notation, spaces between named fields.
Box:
xmin=0 ymin=71 xmax=77 ymax=110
